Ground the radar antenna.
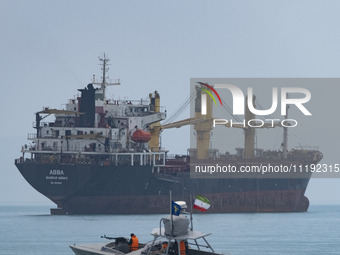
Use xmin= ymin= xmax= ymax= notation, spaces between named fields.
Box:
xmin=92 ymin=53 xmax=120 ymax=100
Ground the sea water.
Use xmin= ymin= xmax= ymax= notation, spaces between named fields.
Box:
xmin=0 ymin=205 xmax=339 ymax=255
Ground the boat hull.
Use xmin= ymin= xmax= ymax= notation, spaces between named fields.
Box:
xmin=70 ymin=244 xmax=110 ymax=255
xmin=15 ymin=161 xmax=311 ymax=214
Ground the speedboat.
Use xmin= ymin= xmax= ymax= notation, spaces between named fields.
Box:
xmin=70 ymin=202 xmax=229 ymax=255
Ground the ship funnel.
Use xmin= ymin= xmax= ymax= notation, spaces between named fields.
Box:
xmin=78 ymin=84 xmax=96 ymax=127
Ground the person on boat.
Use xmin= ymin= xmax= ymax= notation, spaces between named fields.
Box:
xmin=151 ymin=241 xmax=168 ymax=254
xmin=172 ymin=240 xmax=187 ymax=255
xmin=159 ymin=241 xmax=168 ymax=253
xmin=179 ymin=241 xmax=187 ymax=255
xmin=128 ymin=233 xmax=139 ymax=251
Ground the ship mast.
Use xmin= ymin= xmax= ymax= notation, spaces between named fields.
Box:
xmin=92 ymin=53 xmax=120 ymax=100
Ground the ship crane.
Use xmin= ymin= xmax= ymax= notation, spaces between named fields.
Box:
xmin=35 ymin=108 xmax=83 ymax=139
xmin=150 ymin=84 xmax=286 ymax=160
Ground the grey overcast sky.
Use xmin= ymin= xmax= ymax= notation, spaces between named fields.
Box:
xmin=1 ymin=0 xmax=340 ymax=205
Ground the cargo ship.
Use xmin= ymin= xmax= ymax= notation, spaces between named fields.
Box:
xmin=15 ymin=56 xmax=323 ymax=214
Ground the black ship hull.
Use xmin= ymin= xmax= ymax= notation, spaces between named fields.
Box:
xmin=15 ymin=161 xmax=311 ymax=214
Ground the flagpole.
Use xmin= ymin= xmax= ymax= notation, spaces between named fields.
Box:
xmin=170 ymin=190 xmax=172 ymax=216
xmin=170 ymin=190 xmax=173 ymax=236
xmin=189 ymin=194 xmax=193 ymax=231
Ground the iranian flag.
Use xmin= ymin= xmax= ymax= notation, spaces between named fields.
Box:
xmin=193 ymin=195 xmax=210 ymax=212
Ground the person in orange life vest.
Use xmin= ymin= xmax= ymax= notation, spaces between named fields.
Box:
xmin=172 ymin=240 xmax=187 ymax=255
xmin=128 ymin=233 xmax=139 ymax=251
xmin=177 ymin=241 xmax=186 ymax=255
xmin=159 ymin=242 xmax=168 ymax=253
xmin=152 ymin=241 xmax=168 ymax=254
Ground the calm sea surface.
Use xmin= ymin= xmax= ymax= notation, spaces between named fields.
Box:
xmin=0 ymin=205 xmax=339 ymax=255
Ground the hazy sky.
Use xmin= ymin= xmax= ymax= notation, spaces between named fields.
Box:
xmin=1 ymin=0 xmax=340 ymax=206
